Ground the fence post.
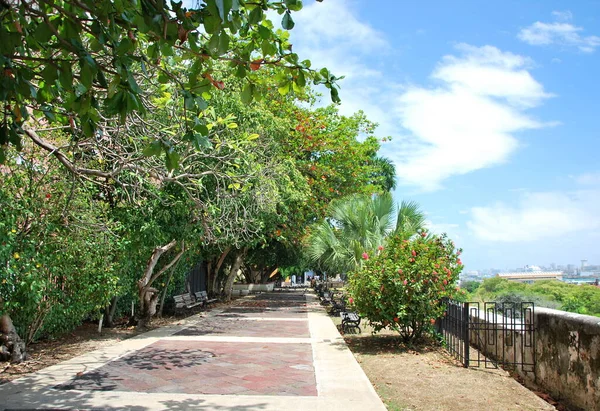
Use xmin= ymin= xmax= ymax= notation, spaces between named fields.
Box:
xmin=463 ymin=302 xmax=470 ymax=368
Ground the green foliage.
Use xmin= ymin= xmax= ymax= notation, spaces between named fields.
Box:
xmin=305 ymin=194 xmax=426 ymax=275
xmin=305 ymin=193 xmax=396 ymax=273
xmin=348 ymin=231 xmax=464 ymax=342
xmin=460 ymin=280 xmax=481 ymax=294
xmin=472 ymin=278 xmax=600 ymax=316
xmin=0 ymin=147 xmax=120 ymax=341
xmin=0 ymin=0 xmax=339 ymax=163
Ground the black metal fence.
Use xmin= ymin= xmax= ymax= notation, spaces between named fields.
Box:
xmin=438 ymin=299 xmax=536 ymax=372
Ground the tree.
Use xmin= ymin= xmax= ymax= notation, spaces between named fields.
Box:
xmin=460 ymin=280 xmax=481 ymax=294
xmin=395 ymin=200 xmax=427 ymax=240
xmin=0 ymin=0 xmax=341 ymax=164
xmin=305 ymin=194 xmax=426 ymax=275
xmin=0 ymin=143 xmax=121 ymax=344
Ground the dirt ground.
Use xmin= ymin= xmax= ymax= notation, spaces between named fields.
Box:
xmin=333 ymin=317 xmax=560 ymax=411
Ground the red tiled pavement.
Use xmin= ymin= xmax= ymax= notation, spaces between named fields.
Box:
xmin=56 ymin=293 xmax=318 ymax=397
xmin=174 ymin=317 xmax=310 ymax=338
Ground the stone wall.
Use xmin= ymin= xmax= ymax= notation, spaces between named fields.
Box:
xmin=232 ymin=283 xmax=275 ymax=293
xmin=472 ymin=307 xmax=600 ymax=411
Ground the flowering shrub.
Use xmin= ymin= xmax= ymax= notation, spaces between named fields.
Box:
xmin=348 ymin=230 xmax=464 ymax=341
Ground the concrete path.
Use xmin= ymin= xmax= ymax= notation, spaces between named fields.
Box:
xmin=0 ymin=291 xmax=386 ymax=410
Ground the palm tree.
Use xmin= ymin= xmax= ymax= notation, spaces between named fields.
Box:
xmin=395 ymin=200 xmax=427 ymax=239
xmin=304 ymin=193 xmax=425 ymax=274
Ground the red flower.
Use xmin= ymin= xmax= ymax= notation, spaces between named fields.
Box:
xmin=430 ymin=318 xmax=436 ymax=324
xmin=348 ymin=297 xmax=354 ymax=304
xmin=457 ymin=259 xmax=462 ymax=265
xmin=378 ymin=245 xmax=384 ymax=251
xmin=397 ymin=269 xmax=403 ymax=274
xmin=411 ymin=250 xmax=416 ymax=257
xmin=443 ymin=279 xmax=448 ymax=285
xmin=403 ymin=280 xmax=408 ymax=286
xmin=362 ymin=252 xmax=369 ymax=260
xmin=45 ymin=193 xmax=51 ymax=199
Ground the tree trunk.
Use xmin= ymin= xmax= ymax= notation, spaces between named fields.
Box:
xmin=223 ymin=248 xmax=247 ymax=301
xmin=137 ymin=240 xmax=185 ymax=328
xmin=211 ymin=247 xmax=230 ymax=296
xmin=0 ymin=315 xmax=26 ymax=363
xmin=104 ymin=296 xmax=119 ymax=328
xmin=158 ymin=255 xmax=181 ymax=317
xmin=206 ymin=260 xmax=213 ymax=293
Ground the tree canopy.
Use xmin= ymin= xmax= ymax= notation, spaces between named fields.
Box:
xmin=0 ymin=0 xmax=342 ymax=164
xmin=0 ymin=0 xmax=404 ymax=356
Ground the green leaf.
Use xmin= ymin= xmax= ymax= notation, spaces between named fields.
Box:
xmin=235 ymin=65 xmax=247 ymax=78
xmin=208 ymin=33 xmax=220 ymax=53
xmin=257 ymin=25 xmax=271 ymax=40
xmin=193 ymin=133 xmax=212 ymax=149
xmin=241 ymin=83 xmax=253 ymax=104
xmin=184 ymin=93 xmax=196 ymax=111
xmin=96 ymin=70 xmax=108 ymax=88
xmin=282 ymin=11 xmax=295 ymax=30
xmin=248 ymin=7 xmax=263 ymax=25
xmin=194 ymin=123 xmax=209 ymax=136
xmin=203 ymin=14 xmax=221 ymax=34
xmin=34 ymin=23 xmax=53 ymax=43
xmin=278 ymin=81 xmax=290 ymax=95
xmin=80 ymin=61 xmax=93 ymax=90
xmin=215 ymin=0 xmax=233 ymax=21
xmin=58 ymin=63 xmax=74 ymax=91
xmin=158 ymin=72 xmax=170 ymax=84
xmin=330 ymin=87 xmax=341 ymax=104
xmin=142 ymin=141 xmax=162 ymax=157
xmin=217 ymin=32 xmax=230 ymax=55
xmin=165 ymin=150 xmax=180 ymax=171
xmin=285 ymin=0 xmax=303 ymax=11
xmin=296 ymin=70 xmax=306 ymax=87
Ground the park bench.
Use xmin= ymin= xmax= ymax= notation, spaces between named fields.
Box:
xmin=194 ymin=291 xmax=218 ymax=307
xmin=320 ymin=292 xmax=333 ymax=306
xmin=329 ymin=295 xmax=346 ymax=315
xmin=173 ymin=293 xmax=203 ymax=310
xmin=340 ymin=311 xmax=361 ymax=333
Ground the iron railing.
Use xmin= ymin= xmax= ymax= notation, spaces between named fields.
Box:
xmin=438 ymin=299 xmax=535 ymax=372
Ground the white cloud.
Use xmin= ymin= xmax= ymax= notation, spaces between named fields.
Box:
xmin=292 ymin=0 xmax=388 ymax=56
xmin=573 ymin=172 xmax=600 ymax=186
xmin=518 ymin=18 xmax=600 ymax=53
xmin=282 ymin=0 xmax=404 ymax=144
xmin=467 ymin=190 xmax=600 ymax=242
xmin=391 ymin=44 xmax=552 ymax=190
xmin=551 ymin=10 xmax=573 ymax=22
xmin=288 ymin=5 xmax=553 ymax=192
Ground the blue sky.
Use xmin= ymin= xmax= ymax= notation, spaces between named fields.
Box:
xmin=286 ymin=1 xmax=600 ymax=270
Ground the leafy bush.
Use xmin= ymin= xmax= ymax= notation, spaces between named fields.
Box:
xmin=0 ymin=155 xmax=120 ymax=342
xmin=348 ymin=231 xmax=464 ymax=341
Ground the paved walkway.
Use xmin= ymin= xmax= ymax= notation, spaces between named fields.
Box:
xmin=0 ymin=291 xmax=386 ymax=410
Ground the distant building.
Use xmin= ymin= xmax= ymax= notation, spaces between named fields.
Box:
xmin=498 ymin=271 xmax=563 ymax=284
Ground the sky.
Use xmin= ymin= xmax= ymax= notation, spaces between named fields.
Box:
xmin=283 ymin=0 xmax=600 ymax=271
